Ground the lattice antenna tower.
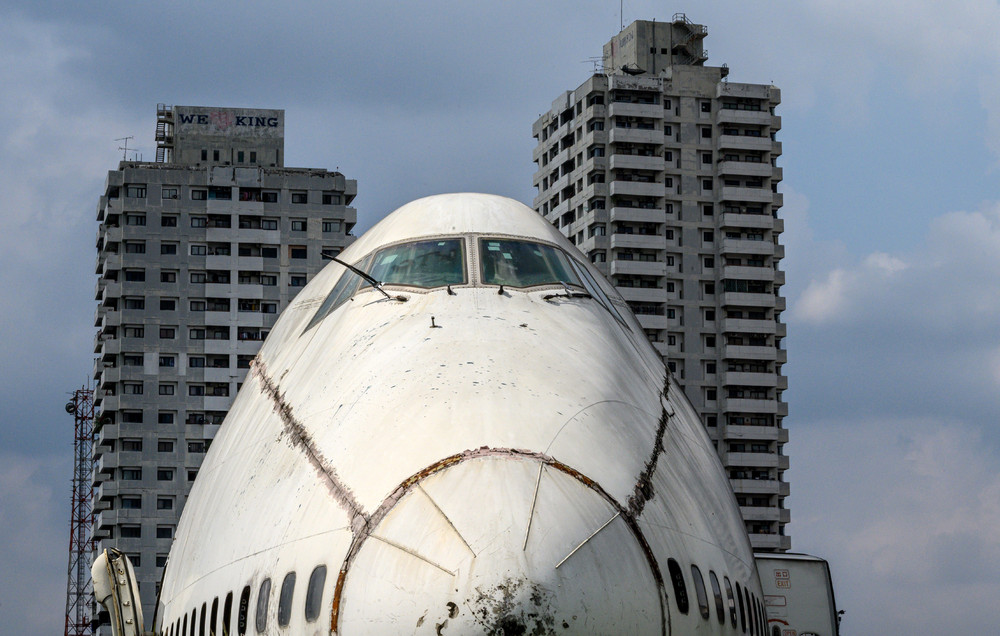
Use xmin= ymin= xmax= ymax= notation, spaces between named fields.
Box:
xmin=64 ymin=387 xmax=96 ymax=636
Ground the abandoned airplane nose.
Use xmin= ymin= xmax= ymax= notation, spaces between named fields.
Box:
xmin=334 ymin=454 xmax=665 ymax=634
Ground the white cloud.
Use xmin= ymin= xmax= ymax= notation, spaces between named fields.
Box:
xmin=792 ymin=416 xmax=1000 ymax=634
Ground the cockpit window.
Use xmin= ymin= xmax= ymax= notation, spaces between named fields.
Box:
xmin=368 ymin=239 xmax=465 ymax=288
xmin=304 ymin=255 xmax=373 ymax=332
xmin=479 ymin=238 xmax=581 ymax=288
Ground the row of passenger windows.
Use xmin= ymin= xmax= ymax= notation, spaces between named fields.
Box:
xmin=163 ymin=565 xmax=327 ymax=636
xmin=668 ymin=558 xmax=769 ymax=635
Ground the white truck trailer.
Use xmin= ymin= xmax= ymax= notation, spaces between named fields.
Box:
xmin=756 ymin=552 xmax=840 ymax=636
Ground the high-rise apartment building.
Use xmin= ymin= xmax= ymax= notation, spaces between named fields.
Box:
xmin=90 ymin=105 xmax=357 ymax=619
xmin=532 ymin=17 xmax=790 ymax=551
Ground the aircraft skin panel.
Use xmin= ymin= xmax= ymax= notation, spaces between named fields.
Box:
xmin=155 ymin=194 xmax=762 ymax=635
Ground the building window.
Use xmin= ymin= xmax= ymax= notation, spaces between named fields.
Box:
xmin=160 ymin=214 xmax=178 ymax=228
xmin=121 ymin=468 xmax=142 ymax=480
xmin=119 ymin=525 xmax=141 ymax=538
xmin=706 ymin=335 xmax=716 ymax=347
xmin=157 ymin=412 xmax=174 ymax=424
xmin=160 ymin=271 xmax=177 ymax=283
xmin=189 ymin=385 xmax=205 ymax=396
xmin=190 ymin=244 xmax=207 ymax=256
xmin=700 ymin=127 xmax=712 ymax=139
xmin=158 ymin=384 xmax=175 ymax=396
xmin=289 ymin=246 xmax=307 ymax=259
xmin=322 ymin=192 xmax=342 ymax=205
xmin=124 ymin=241 xmax=146 ymax=253
xmin=191 ymin=189 xmax=207 ymax=201
xmin=702 ymin=152 xmax=712 ymax=164
xmin=156 ymin=468 xmax=174 ymax=481
xmin=700 ymin=100 xmax=712 ymax=113
xmin=125 ymin=185 xmax=147 ymax=199
xmin=120 ymin=496 xmax=141 ymax=509
xmin=250 ymin=151 xmax=257 ymax=163
xmin=158 ymin=354 xmax=176 ymax=367
xmin=157 ymin=440 xmax=174 ymax=452
xmin=707 ymin=388 xmax=717 ymax=401
xmin=290 ymin=219 xmax=307 ymax=231
xmin=160 ymin=242 xmax=177 ymax=255
xmin=702 ymin=178 xmax=713 ymax=191
xmin=157 ymin=498 xmax=174 ymax=510
xmin=123 ymin=325 xmax=144 ymax=338
xmin=124 ymin=270 xmax=145 ymax=282
xmin=156 ymin=526 xmax=173 ymax=539
xmin=161 ymin=187 xmax=178 ymax=200
xmin=189 ymin=356 xmax=205 ymax=367
xmin=189 ymin=328 xmax=205 ymax=340
xmin=121 ymin=439 xmax=142 ymax=452
xmin=159 ymin=327 xmax=176 ymax=340
xmin=261 ymin=218 xmax=278 ymax=230
xmin=237 ymin=150 xmax=245 ymax=163
xmin=121 ymin=411 xmax=143 ymax=423
xmin=187 ymin=469 xmax=198 ymax=481
xmin=122 ymin=382 xmax=143 ymax=395
xmin=703 ymin=204 xmax=714 ymax=216
xmin=213 ymin=150 xmax=220 ymax=161
xmin=289 ymin=275 xmax=306 ymax=287
xmin=159 ymin=298 xmax=176 ymax=310
xmin=291 ymin=191 xmax=307 ymax=204
xmin=261 ymin=191 xmax=278 ymax=203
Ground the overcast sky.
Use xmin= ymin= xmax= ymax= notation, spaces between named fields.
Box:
xmin=2 ymin=1 xmax=999 ymax=633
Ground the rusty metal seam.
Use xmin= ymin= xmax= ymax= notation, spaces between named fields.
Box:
xmin=251 ymin=358 xmax=368 ymax=530
xmin=330 ymin=445 xmax=669 ymax=636
xmin=627 ymin=373 xmax=671 ymax=519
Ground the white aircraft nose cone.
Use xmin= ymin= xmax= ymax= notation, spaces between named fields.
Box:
xmin=336 ymin=455 xmax=664 ymax=634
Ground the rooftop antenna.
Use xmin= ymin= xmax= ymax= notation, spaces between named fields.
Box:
xmin=116 ymin=136 xmax=134 ymax=161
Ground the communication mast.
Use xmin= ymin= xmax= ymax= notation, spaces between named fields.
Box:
xmin=64 ymin=387 xmax=96 ymax=636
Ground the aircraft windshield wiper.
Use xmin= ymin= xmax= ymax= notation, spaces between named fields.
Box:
xmin=322 ymin=251 xmax=407 ymax=302
xmin=544 ymin=281 xmax=593 ymax=301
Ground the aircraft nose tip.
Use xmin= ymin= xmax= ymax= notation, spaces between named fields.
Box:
xmin=335 ymin=455 xmax=665 ymax=634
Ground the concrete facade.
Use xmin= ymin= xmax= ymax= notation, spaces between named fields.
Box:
xmin=90 ymin=105 xmax=357 ymax=620
xmin=532 ymin=17 xmax=790 ymax=551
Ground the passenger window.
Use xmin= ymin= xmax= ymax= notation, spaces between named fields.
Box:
xmin=183 ymin=614 xmax=188 ymax=636
xmin=744 ymin=587 xmax=754 ymax=636
xmin=210 ymin=597 xmax=218 ymax=636
xmin=255 ymin=578 xmax=271 ymax=633
xmin=724 ymin=576 xmax=737 ymax=627
xmin=223 ymin=591 xmax=233 ymax=636
xmin=735 ymin=581 xmax=747 ymax=633
xmin=690 ymin=565 xmax=710 ymax=620
xmin=479 ymin=238 xmax=581 ymax=288
xmin=200 ymin=602 xmax=207 ymax=636
xmin=666 ymin=559 xmax=689 ymax=614
xmin=368 ymin=239 xmax=465 ymax=288
xmin=191 ymin=608 xmax=197 ymax=636
xmin=237 ymin=585 xmax=251 ymax=636
xmin=305 ymin=565 xmax=327 ymax=622
xmin=709 ymin=571 xmax=725 ymax=624
xmin=278 ymin=572 xmax=296 ymax=627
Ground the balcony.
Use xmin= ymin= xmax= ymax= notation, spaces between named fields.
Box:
xmin=609 ymin=206 xmax=664 ymax=224
xmin=740 ymin=506 xmax=791 ymax=523
xmin=721 ymin=291 xmax=775 ymax=308
xmin=609 ymin=154 xmax=663 ymax=172
xmin=721 ymin=451 xmax=783 ymax=468
xmin=714 ymin=109 xmax=773 ymax=126
xmin=721 ymin=238 xmax=775 ymax=256
xmin=723 ymin=342 xmax=776 ymax=362
xmin=607 ymin=102 xmax=662 ymax=119
xmin=723 ymin=371 xmax=777 ymax=387
xmin=730 ymin=478 xmax=790 ymax=496
xmin=717 ymin=161 xmax=772 ymax=178
xmin=721 ymin=318 xmax=776 ymax=335
xmin=610 ymin=180 xmax=665 ymax=199
xmin=722 ymin=265 xmax=774 ymax=282
xmin=720 ymin=186 xmax=773 ymax=203
xmin=609 ymin=127 xmax=664 ymax=145
xmin=748 ymin=534 xmax=792 ymax=551
xmin=610 ymin=233 xmax=666 ymax=251
xmin=634 ymin=314 xmax=669 ymax=330
xmin=723 ymin=397 xmax=779 ymax=413
xmin=610 ymin=260 xmax=666 ymax=277
xmin=617 ymin=287 xmax=668 ymax=304
xmin=716 ymin=135 xmax=773 ymax=152
xmin=722 ymin=425 xmax=788 ymax=443
xmin=720 ymin=212 xmax=773 ymax=230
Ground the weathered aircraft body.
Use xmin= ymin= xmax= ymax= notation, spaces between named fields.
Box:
xmin=146 ymin=193 xmax=768 ymax=635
